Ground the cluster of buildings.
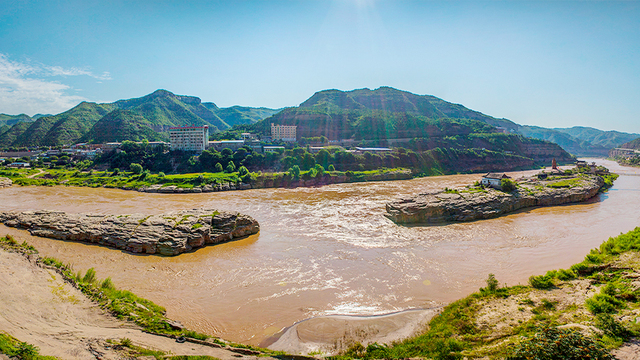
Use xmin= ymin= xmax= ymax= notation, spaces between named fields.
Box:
xmin=3 ymin=122 xmax=397 ymax=167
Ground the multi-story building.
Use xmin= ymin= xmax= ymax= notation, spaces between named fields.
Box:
xmin=169 ymin=125 xmax=209 ymax=152
xmin=271 ymin=123 xmax=297 ymax=142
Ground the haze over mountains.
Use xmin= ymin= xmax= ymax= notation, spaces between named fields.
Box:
xmin=0 ymin=86 xmax=637 ymax=156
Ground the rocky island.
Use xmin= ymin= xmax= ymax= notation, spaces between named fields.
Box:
xmin=0 ymin=209 xmax=259 ymax=255
xmin=386 ymin=165 xmax=617 ymax=224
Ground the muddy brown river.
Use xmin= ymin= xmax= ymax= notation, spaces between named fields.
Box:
xmin=1 ymin=159 xmax=639 ymax=345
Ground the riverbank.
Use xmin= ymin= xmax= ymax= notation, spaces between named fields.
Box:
xmin=0 ymin=209 xmax=259 ymax=255
xmin=0 ymin=167 xmax=413 ymax=193
xmin=386 ymin=168 xmax=618 ymax=224
xmin=332 ymin=227 xmax=640 ymax=359
xmin=0 ymin=236 xmax=280 ymax=360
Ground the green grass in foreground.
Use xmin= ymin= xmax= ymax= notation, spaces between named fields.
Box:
xmin=0 ymin=332 xmax=58 ymax=360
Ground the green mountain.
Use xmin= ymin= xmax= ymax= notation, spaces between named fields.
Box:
xmin=255 ymin=87 xmax=572 ymax=163
xmin=0 ymin=113 xmax=34 ymax=126
xmin=617 ymin=137 xmax=640 ymax=150
xmin=0 ymin=122 xmax=33 ymax=148
xmin=0 ymin=90 xmax=279 ymax=148
xmin=299 ymin=87 xmax=518 ymax=129
xmin=113 ymin=89 xmax=228 ymax=131
xmin=203 ymin=103 xmax=280 ymax=127
xmin=80 ymin=109 xmax=169 ymax=143
xmin=516 ymin=126 xmax=640 ymax=156
xmin=9 ymin=102 xmax=116 ymax=147
xmin=553 ymin=126 xmax=640 ymax=149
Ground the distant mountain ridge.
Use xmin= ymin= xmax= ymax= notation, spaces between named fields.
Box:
xmin=263 ymin=87 xmax=634 ymax=157
xmin=251 ymin=87 xmax=573 ymax=164
xmin=0 ymin=87 xmax=634 ymax=156
xmin=0 ymin=90 xmax=280 ymax=148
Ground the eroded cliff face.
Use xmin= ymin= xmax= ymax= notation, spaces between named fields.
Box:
xmin=0 ymin=209 xmax=259 ymax=255
xmin=385 ymin=175 xmax=605 ymax=225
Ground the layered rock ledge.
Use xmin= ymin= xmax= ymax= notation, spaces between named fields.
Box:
xmin=0 ymin=209 xmax=259 ymax=255
xmin=386 ymin=173 xmax=607 ymax=224
xmin=0 ymin=177 xmax=12 ymax=188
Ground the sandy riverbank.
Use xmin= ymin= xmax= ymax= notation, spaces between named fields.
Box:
xmin=265 ymin=308 xmax=441 ymax=355
xmin=0 ymin=247 xmax=275 ymax=360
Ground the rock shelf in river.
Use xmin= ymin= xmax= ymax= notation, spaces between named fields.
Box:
xmin=0 ymin=209 xmax=259 ymax=255
xmin=386 ymin=172 xmax=607 ymax=224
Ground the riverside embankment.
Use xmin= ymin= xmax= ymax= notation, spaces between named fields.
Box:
xmin=0 ymin=159 xmax=637 ymax=350
xmin=386 ymin=172 xmax=610 ymax=224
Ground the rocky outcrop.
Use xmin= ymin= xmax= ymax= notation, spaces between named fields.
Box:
xmin=0 ymin=177 xmax=12 ymax=188
xmin=0 ymin=209 xmax=259 ymax=255
xmin=386 ymin=175 xmax=606 ymax=224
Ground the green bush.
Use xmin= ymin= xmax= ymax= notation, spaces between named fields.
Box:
xmin=214 ymin=163 xmax=223 ymax=173
xmin=82 ymin=268 xmax=97 ymax=284
xmin=556 ymin=268 xmax=576 ymax=281
xmin=238 ymin=166 xmax=249 ymax=176
xmin=529 ymin=274 xmax=554 ymax=289
xmin=586 ymin=293 xmax=624 ymax=314
xmin=328 ymin=164 xmax=336 ymax=171
xmin=288 ymin=165 xmax=301 ymax=180
xmin=225 ymin=162 xmax=236 ymax=173
xmin=129 ymin=163 xmax=143 ymax=175
xmin=595 ymin=313 xmax=634 ymax=341
xmin=511 ymin=326 xmax=614 ymax=359
xmin=485 ymin=273 xmax=499 ymax=293
xmin=501 ymin=178 xmax=517 ymax=192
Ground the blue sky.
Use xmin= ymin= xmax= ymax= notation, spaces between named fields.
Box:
xmin=1 ymin=0 xmax=639 ymax=132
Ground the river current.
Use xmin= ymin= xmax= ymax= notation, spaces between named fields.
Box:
xmin=1 ymin=159 xmax=639 ymax=345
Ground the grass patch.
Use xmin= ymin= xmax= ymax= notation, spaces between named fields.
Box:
xmin=0 ymin=332 xmax=58 ymax=360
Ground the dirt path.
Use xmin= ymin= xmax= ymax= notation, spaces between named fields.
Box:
xmin=0 ymin=249 xmax=277 ymax=360
xmin=26 ymin=169 xmax=46 ymax=178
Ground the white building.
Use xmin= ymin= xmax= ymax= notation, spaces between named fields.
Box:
xmin=169 ymin=125 xmax=209 ymax=152
xmin=271 ymin=123 xmax=297 ymax=142
xmin=481 ymin=173 xmax=511 ymax=189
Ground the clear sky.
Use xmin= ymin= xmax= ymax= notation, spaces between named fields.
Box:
xmin=1 ymin=0 xmax=639 ymax=132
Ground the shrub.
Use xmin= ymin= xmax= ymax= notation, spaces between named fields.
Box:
xmin=501 ymin=178 xmax=517 ymax=192
xmin=82 ymin=268 xmax=97 ymax=284
xmin=328 ymin=164 xmax=336 ymax=171
xmin=485 ymin=273 xmax=499 ymax=293
xmin=238 ymin=166 xmax=249 ymax=176
xmin=214 ymin=163 xmax=223 ymax=173
xmin=158 ymin=172 xmax=165 ymax=178
xmin=586 ymin=293 xmax=624 ymax=314
xmin=112 ymin=168 xmax=120 ymax=176
xmin=511 ymin=326 xmax=614 ymax=359
xmin=101 ymin=277 xmax=115 ymax=290
xmin=556 ymin=268 xmax=576 ymax=281
xmin=129 ymin=163 xmax=143 ymax=175
xmin=225 ymin=162 xmax=236 ymax=173
xmin=596 ymin=313 xmax=634 ymax=341
xmin=314 ymin=164 xmax=325 ymax=176
xmin=529 ymin=274 xmax=554 ymax=289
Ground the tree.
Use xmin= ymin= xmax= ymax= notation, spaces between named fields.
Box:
xmin=225 ymin=162 xmax=236 ymax=173
xmin=288 ymin=165 xmax=301 ymax=180
xmin=485 ymin=273 xmax=499 ymax=293
xmin=215 ymin=163 xmax=223 ymax=173
xmin=238 ymin=166 xmax=249 ymax=176
xmin=129 ymin=163 xmax=143 ymax=174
